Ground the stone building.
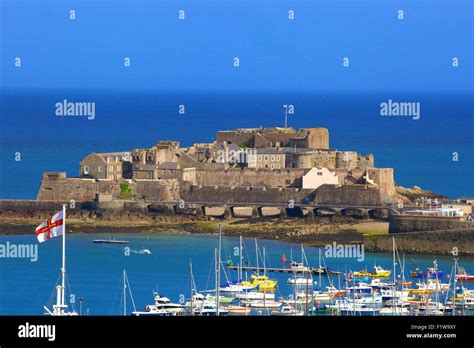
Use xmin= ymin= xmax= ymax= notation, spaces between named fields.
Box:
xmin=282 ymin=148 xmax=374 ymax=170
xmin=216 ymin=127 xmax=329 ymax=150
xmin=247 ymin=149 xmax=286 ymax=169
xmin=80 ymin=152 xmax=132 ymax=180
xmin=131 ymin=141 xmax=180 ymax=180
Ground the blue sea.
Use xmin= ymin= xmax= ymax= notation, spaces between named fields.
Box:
xmin=0 ymin=233 xmax=472 ymax=315
xmin=0 ymin=90 xmax=472 ymax=199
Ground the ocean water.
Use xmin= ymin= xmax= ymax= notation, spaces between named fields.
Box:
xmin=0 ymin=233 xmax=472 ymax=315
xmin=0 ymin=90 xmax=472 ymax=199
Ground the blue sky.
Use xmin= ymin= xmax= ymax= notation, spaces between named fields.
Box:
xmin=1 ymin=0 xmax=473 ymax=93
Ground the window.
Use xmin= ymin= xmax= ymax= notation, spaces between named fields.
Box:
xmin=271 ymin=164 xmax=275 ymax=169
xmin=317 ymin=172 xmax=323 ymax=176
xmin=258 ymin=164 xmax=262 ymax=168
xmin=258 ymin=156 xmax=262 ymax=161
xmin=265 ymin=164 xmax=268 ymax=168
xmin=276 ymin=155 xmax=280 ymax=161
xmin=264 ymin=155 xmax=268 ymax=161
xmin=84 ymin=166 xmax=89 ymax=174
xmin=98 ymin=166 xmax=102 ymax=172
xmin=271 ymin=155 xmax=275 ymax=161
xmin=277 ymin=164 xmax=281 ymax=169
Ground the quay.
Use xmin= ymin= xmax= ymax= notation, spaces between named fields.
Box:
xmin=227 ymin=265 xmax=341 ymax=275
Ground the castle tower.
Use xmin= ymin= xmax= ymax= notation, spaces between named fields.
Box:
xmin=301 ymin=128 xmax=329 ymax=149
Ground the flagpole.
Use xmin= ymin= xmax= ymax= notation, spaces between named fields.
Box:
xmin=61 ymin=204 xmax=66 ymax=308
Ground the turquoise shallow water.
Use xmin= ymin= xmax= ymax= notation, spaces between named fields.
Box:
xmin=0 ymin=233 xmax=472 ymax=315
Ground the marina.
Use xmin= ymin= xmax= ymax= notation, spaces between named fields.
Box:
xmin=1 ymin=230 xmax=473 ymax=317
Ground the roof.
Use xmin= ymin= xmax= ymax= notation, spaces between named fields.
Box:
xmin=215 ymin=142 xmax=241 ymax=151
xmin=254 ymin=149 xmax=284 ymax=154
xmin=97 ymin=152 xmax=130 ymax=157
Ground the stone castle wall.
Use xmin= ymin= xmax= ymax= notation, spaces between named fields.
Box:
xmin=181 ymin=185 xmax=316 ymax=204
xmin=37 ymin=172 xmax=179 ymax=202
xmin=314 ymin=185 xmax=384 ymax=206
xmin=184 ymin=168 xmax=307 ymax=188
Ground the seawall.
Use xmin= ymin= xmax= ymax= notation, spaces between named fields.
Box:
xmin=364 ymin=228 xmax=474 ymax=256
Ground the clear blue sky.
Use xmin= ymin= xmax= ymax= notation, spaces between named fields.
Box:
xmin=1 ymin=0 xmax=472 ymax=93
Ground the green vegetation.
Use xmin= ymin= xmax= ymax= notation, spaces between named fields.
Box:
xmin=119 ymin=183 xmax=133 ymax=198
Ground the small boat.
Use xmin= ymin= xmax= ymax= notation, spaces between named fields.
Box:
xmin=410 ymin=266 xmax=444 ymax=279
xmin=235 ymin=290 xmax=275 ymax=301
xmin=346 ymin=283 xmax=372 ymax=294
xmin=287 ymin=275 xmax=315 ymax=285
xmin=379 ymin=307 xmax=410 ymax=316
xmin=271 ymin=304 xmax=304 ymax=316
xmin=132 ymin=291 xmax=184 ymax=316
xmin=204 ymin=293 xmax=234 ymax=304
xmin=241 ymin=300 xmax=281 ymax=309
xmin=372 ymin=265 xmax=391 ymax=278
xmin=353 ymin=266 xmax=391 ymax=278
xmin=455 ymin=268 xmax=474 ymax=282
xmin=396 ymin=280 xmax=412 ymax=287
xmin=137 ymin=248 xmax=151 ymax=255
xmin=227 ymin=305 xmax=252 ymax=315
xmin=93 ymin=235 xmax=128 ymax=244
xmin=289 ymin=261 xmax=311 ymax=272
xmin=241 ymin=275 xmax=277 ymax=292
xmin=192 ymin=303 xmax=229 ymax=316
xmin=219 ymin=281 xmax=257 ymax=293
xmin=415 ymin=279 xmax=450 ymax=292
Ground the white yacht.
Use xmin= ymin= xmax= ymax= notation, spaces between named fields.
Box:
xmin=132 ymin=292 xmax=184 ymax=316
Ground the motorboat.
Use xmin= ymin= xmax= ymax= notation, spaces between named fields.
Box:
xmin=271 ymin=305 xmax=304 ymax=316
xmin=241 ymin=275 xmax=277 ymax=291
xmin=132 ymin=292 xmax=184 ymax=316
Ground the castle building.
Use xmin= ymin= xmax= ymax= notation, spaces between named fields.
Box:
xmin=247 ymin=149 xmax=286 ymax=169
xmin=216 ymin=127 xmax=329 ymax=150
xmin=80 ymin=152 xmax=132 ymax=180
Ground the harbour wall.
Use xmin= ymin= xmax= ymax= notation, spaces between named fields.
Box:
xmin=388 ymin=215 xmax=471 ymax=234
xmin=364 ymin=228 xmax=474 ymax=256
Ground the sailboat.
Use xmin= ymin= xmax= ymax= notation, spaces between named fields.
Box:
xmin=40 ymin=205 xmax=78 ymax=316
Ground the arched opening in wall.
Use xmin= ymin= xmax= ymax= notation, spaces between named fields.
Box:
xmin=369 ymin=208 xmax=390 ymax=220
xmin=341 ymin=208 xmax=364 ymax=218
xmin=285 ymin=207 xmax=304 ymax=217
xmin=315 ymin=207 xmax=337 ymax=217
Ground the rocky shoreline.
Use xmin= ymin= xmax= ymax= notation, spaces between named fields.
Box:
xmin=1 ymin=214 xmax=472 ymax=256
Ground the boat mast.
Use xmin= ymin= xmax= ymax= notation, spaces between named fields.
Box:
xmin=392 ymin=236 xmax=397 ymax=314
xmin=255 ymin=238 xmax=259 ymax=275
xmin=239 ymin=235 xmax=243 ymax=282
xmin=318 ymin=248 xmax=322 ymax=291
xmin=216 ymin=225 xmax=222 ymax=315
xmin=189 ymin=260 xmax=194 ymax=316
xmin=123 ymin=270 xmax=126 ymax=316
xmin=61 ymin=204 xmax=66 ymax=311
xmin=263 ymin=246 xmax=266 ymax=314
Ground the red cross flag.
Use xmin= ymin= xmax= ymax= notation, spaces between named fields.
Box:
xmin=35 ymin=210 xmax=64 ymax=243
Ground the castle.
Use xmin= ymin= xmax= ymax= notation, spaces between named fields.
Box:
xmin=37 ymin=126 xmax=395 ymax=207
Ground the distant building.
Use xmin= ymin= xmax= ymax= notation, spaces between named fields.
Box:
xmin=404 ymin=208 xmax=464 ymax=218
xmin=441 ymin=201 xmax=473 ymax=216
xmin=131 ymin=141 xmax=180 ymax=180
xmin=247 ymin=149 xmax=286 ymax=170
xmin=302 ymin=167 xmax=339 ymax=190
xmin=216 ymin=127 xmax=329 ymax=150
xmin=80 ymin=152 xmax=132 ymax=180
